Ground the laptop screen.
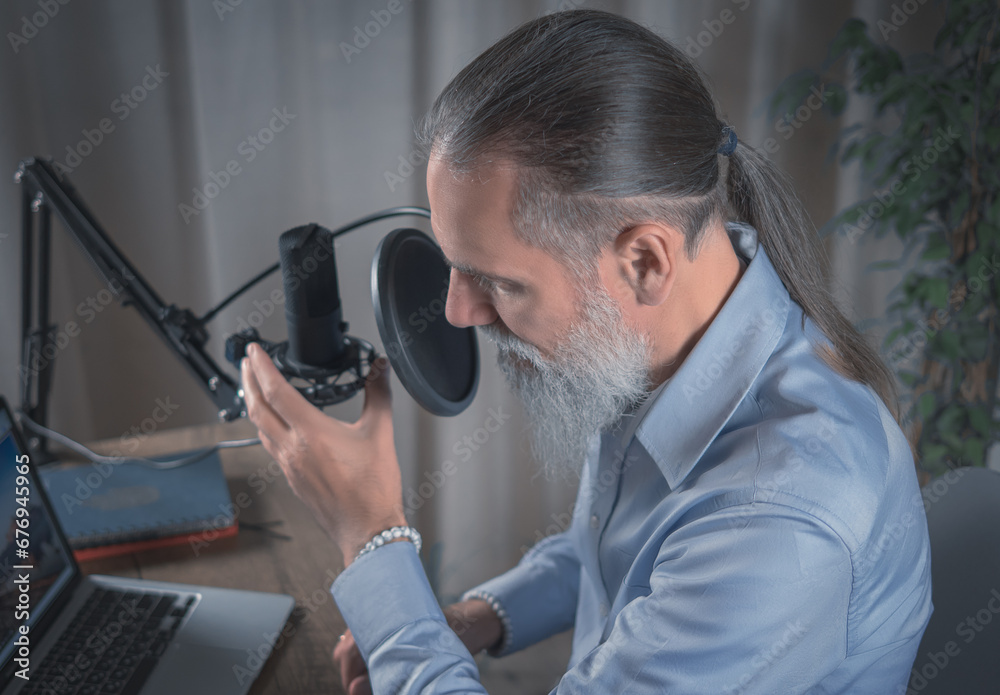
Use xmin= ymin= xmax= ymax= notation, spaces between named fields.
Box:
xmin=0 ymin=404 xmax=76 ymax=670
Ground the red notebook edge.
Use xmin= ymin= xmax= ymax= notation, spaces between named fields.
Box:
xmin=73 ymin=521 xmax=239 ymax=562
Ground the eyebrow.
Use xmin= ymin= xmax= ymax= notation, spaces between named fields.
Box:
xmin=443 ymin=257 xmax=522 ymax=286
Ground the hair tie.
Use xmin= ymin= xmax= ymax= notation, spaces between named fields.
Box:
xmin=717 ymin=126 xmax=737 ymax=157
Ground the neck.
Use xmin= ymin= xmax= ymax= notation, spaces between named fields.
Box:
xmin=646 ymin=225 xmax=746 ymax=388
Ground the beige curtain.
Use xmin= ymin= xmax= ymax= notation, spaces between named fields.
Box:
xmin=0 ymin=0 xmax=947 ymax=688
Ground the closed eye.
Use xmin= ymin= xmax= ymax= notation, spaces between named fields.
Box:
xmin=445 ymin=260 xmax=521 ymax=296
xmin=475 ymin=275 xmax=522 ymax=297
xmin=472 ymin=274 xmax=499 ymax=293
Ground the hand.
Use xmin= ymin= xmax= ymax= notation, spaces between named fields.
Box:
xmin=333 ymin=629 xmax=371 ymax=695
xmin=241 ymin=344 xmax=406 ymax=566
xmin=332 ymin=600 xmax=504 ymax=694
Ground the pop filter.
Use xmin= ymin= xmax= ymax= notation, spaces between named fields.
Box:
xmin=371 ymin=228 xmax=479 ymax=416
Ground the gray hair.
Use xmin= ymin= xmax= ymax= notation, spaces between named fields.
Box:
xmin=418 ymin=9 xmax=899 ymax=421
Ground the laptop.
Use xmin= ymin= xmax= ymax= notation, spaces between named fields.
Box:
xmin=0 ymin=397 xmax=296 ymax=694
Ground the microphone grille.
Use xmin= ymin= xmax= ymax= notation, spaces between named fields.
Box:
xmin=278 ymin=224 xmax=340 ymax=318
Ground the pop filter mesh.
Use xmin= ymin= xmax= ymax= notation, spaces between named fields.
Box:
xmin=390 ymin=236 xmax=474 ymax=404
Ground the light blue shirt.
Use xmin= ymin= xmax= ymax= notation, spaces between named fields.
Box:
xmin=331 ymin=222 xmax=932 ymax=693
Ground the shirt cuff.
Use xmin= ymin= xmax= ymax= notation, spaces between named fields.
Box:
xmin=329 ymin=539 xmax=446 ymax=663
xmin=459 ymin=557 xmax=577 ymax=657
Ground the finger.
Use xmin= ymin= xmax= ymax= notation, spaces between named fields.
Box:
xmin=341 ymin=643 xmax=368 ymax=685
xmin=348 ymin=674 xmax=372 ymax=695
xmin=241 ymin=353 xmax=290 ymax=441
xmin=332 ymin=632 xmax=367 ymax=686
xmin=360 ymin=357 xmax=392 ymax=425
xmin=332 ymin=631 xmax=351 ymax=661
xmin=247 ymin=342 xmax=320 ymax=427
xmin=333 ymin=638 xmax=351 ymax=692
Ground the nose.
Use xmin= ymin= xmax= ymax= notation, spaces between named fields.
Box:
xmin=445 ymin=268 xmax=499 ymax=328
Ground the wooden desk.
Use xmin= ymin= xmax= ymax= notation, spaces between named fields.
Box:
xmin=79 ymin=421 xmax=348 ymax=694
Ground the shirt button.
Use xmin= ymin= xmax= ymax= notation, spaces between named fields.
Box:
xmin=599 ymin=602 xmax=609 ymax=617
xmin=590 ymin=514 xmax=600 ymax=529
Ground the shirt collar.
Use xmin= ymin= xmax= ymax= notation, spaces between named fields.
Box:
xmin=626 ymin=221 xmax=791 ymax=489
xmin=610 ymin=376 xmax=669 ymax=454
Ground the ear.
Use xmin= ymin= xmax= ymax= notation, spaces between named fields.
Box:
xmin=612 ymin=224 xmax=680 ymax=307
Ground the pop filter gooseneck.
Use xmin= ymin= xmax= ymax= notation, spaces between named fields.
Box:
xmin=371 ymin=228 xmax=479 ymax=417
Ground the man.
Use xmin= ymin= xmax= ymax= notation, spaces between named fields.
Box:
xmin=241 ymin=9 xmax=932 ymax=694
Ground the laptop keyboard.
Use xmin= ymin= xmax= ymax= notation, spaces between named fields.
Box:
xmin=21 ymin=587 xmax=195 ymax=695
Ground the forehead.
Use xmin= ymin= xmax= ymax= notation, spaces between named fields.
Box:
xmin=426 ymin=157 xmax=524 ymax=268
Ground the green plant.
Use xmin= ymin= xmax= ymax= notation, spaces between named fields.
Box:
xmin=771 ymin=0 xmax=1000 ymax=478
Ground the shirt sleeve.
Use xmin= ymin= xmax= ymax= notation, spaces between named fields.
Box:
xmin=331 ymin=540 xmax=485 ymax=692
xmin=460 ymin=529 xmax=580 ymax=656
xmin=330 ymin=529 xmax=581 ymax=692
xmin=332 ymin=502 xmax=857 ymax=694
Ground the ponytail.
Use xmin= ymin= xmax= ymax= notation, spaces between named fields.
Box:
xmin=726 ymin=142 xmax=900 ymax=422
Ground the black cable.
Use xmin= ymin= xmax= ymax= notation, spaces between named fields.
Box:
xmin=196 ymin=206 xmax=431 ymax=325
xmin=198 ymin=261 xmax=279 ymax=325
xmin=329 ymin=205 xmax=430 ymax=239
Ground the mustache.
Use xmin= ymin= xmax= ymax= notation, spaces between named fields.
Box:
xmin=479 ymin=321 xmax=545 ymax=364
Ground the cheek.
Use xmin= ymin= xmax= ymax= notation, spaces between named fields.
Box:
xmin=496 ymin=299 xmax=567 ymax=356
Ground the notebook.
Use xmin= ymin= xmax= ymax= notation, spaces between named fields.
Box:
xmin=37 ymin=450 xmax=236 ymax=557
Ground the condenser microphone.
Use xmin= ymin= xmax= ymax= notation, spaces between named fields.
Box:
xmin=278 ymin=223 xmax=346 ymax=369
xmin=226 ymin=223 xmax=376 ymax=409
xmin=225 ymin=220 xmax=479 ymax=416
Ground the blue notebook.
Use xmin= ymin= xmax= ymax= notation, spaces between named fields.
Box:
xmin=38 ymin=450 xmax=235 ymax=549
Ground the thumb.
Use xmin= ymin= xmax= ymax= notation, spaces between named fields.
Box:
xmin=361 ymin=357 xmax=392 ymax=423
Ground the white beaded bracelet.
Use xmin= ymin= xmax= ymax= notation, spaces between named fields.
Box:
xmin=461 ymin=589 xmax=512 ymax=656
xmin=354 ymin=525 xmax=422 ymax=563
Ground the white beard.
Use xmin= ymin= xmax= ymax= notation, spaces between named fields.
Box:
xmin=478 ymin=281 xmax=652 ymax=481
